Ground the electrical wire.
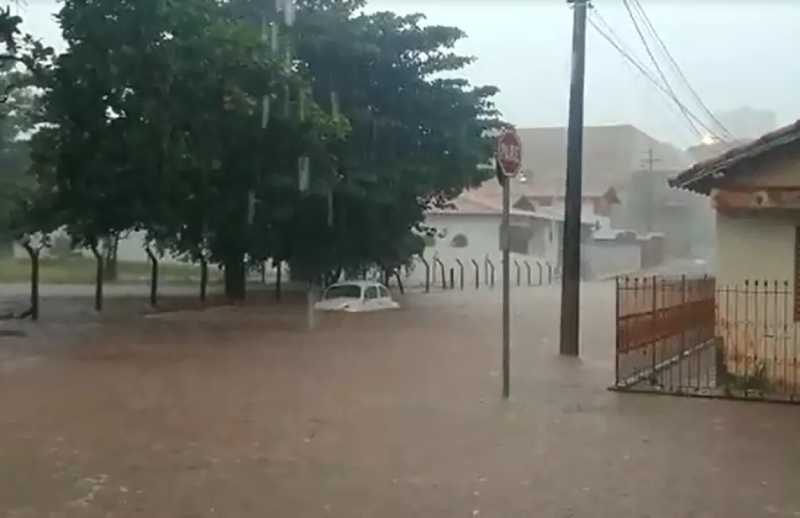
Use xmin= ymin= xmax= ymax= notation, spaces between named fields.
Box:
xmin=629 ymin=0 xmax=734 ymax=140
xmin=587 ymin=11 xmax=718 ymax=142
xmin=621 ymin=0 xmax=721 ymax=141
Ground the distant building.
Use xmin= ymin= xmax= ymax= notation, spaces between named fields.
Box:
xmin=515 ymin=124 xmax=690 ymax=193
xmin=611 ymin=169 xmax=715 ymax=259
xmin=715 ymin=106 xmax=778 ymax=141
xmin=411 ymin=124 xmax=696 ymax=283
xmin=687 ymin=140 xmax=750 ymax=163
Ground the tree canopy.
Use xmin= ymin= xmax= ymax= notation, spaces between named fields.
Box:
xmin=19 ymin=0 xmax=501 ymax=298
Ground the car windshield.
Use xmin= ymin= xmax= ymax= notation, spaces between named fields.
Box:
xmin=325 ymin=285 xmax=362 ymax=299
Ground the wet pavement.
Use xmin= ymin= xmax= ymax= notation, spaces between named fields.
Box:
xmin=0 ymin=283 xmax=799 ymax=517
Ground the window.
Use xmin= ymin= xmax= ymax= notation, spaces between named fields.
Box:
xmin=379 ymin=286 xmax=389 ymax=298
xmin=365 ymin=287 xmax=379 ymax=300
xmin=450 ymin=234 xmax=469 ymax=248
xmin=325 ymin=284 xmax=361 ymax=299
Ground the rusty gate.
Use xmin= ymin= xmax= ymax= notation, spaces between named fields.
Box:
xmin=614 ymin=276 xmax=717 ymax=393
xmin=615 ymin=276 xmax=800 ymax=403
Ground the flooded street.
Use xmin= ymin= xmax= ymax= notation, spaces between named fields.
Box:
xmin=1 ymin=284 xmax=799 ymax=517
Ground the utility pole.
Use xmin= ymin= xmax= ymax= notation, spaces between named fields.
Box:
xmin=640 ymin=148 xmax=661 ymax=234
xmin=559 ymin=0 xmax=588 ymax=357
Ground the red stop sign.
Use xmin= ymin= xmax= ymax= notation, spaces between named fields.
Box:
xmin=496 ymin=129 xmax=523 ymax=177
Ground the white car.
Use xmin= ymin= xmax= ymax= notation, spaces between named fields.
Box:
xmin=314 ymin=281 xmax=400 ymax=313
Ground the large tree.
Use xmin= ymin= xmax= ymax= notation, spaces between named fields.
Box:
xmin=30 ymin=0 xmax=341 ymax=300
xmin=282 ymin=1 xmax=501 ymax=280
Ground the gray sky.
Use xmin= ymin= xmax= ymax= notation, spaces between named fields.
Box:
xmin=15 ymin=0 xmax=800 ymax=149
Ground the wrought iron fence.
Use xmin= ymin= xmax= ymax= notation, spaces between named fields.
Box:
xmin=614 ymin=276 xmax=800 ymax=403
xmin=717 ymin=281 xmax=799 ymax=401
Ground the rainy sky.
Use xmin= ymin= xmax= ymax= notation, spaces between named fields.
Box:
xmin=15 ymin=0 xmax=800 ymax=149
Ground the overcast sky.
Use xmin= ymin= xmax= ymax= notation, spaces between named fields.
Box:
xmin=14 ymin=0 xmax=800 ymax=149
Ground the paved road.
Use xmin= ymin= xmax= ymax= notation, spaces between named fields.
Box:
xmin=1 ymin=283 xmax=799 ymax=517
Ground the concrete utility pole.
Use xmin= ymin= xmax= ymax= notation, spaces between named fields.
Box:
xmin=559 ymin=0 xmax=588 ymax=357
xmin=641 ymin=148 xmax=661 ymax=234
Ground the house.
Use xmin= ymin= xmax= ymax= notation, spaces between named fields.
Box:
xmin=670 ymin=119 xmax=800 ymax=389
xmin=410 ymin=124 xmax=694 ymax=285
xmin=670 ymin=120 xmax=800 ymax=288
xmin=418 ymin=183 xmax=572 ymax=286
xmin=414 ymin=178 xmax=651 ymax=286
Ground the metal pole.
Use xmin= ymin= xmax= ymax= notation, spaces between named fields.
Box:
xmin=502 ymin=173 xmax=511 ymax=399
xmin=559 ymin=0 xmax=588 ymax=357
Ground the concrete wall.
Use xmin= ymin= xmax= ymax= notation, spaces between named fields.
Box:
xmin=716 ymin=212 xmax=797 ymax=288
xmin=13 ymin=230 xmax=185 ymax=264
xmin=583 ymin=241 xmax=641 ymax=280
xmin=713 ymin=152 xmax=800 ymax=389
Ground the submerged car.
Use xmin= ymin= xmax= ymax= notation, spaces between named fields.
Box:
xmin=314 ymin=281 xmax=400 ymax=312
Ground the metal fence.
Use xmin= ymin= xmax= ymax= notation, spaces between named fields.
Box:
xmin=614 ymin=276 xmax=800 ymax=403
xmin=410 ymin=256 xmax=557 ymax=293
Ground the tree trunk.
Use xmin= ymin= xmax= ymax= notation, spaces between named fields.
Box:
xmin=90 ymin=242 xmax=104 ymax=312
xmin=200 ymin=257 xmax=208 ymax=303
xmin=394 ymin=270 xmax=405 ymax=295
xmin=224 ymin=255 xmax=246 ymax=301
xmin=274 ymin=259 xmax=282 ymax=302
xmin=22 ymin=243 xmax=39 ymax=321
xmin=146 ymin=247 xmax=158 ymax=307
xmin=103 ymin=234 xmax=120 ymax=282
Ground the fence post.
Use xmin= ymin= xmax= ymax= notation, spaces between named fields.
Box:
xmin=489 ymin=259 xmax=496 ymax=288
xmin=420 ymin=256 xmax=430 ymax=293
xmin=434 ymin=257 xmax=446 ymax=290
xmin=471 ymin=259 xmax=479 ymax=289
xmin=514 ymin=260 xmax=521 ymax=287
xmin=455 ymin=259 xmax=465 ymax=290
xmin=651 ymin=275 xmax=658 ymax=385
xmin=449 ymin=268 xmax=455 ymax=290
xmin=536 ymin=261 xmax=543 ymax=286
xmin=675 ymin=275 xmax=684 ymax=391
xmin=525 ymin=261 xmax=532 ymax=287
xmin=547 ymin=262 xmax=553 ymax=285
xmin=615 ymin=276 xmax=620 ymax=386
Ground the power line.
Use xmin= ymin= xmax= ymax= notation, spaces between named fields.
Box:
xmin=629 ymin=0 xmax=734 ymax=140
xmin=621 ymin=0 xmax=721 ymax=141
xmin=587 ymin=12 xmax=714 ymax=142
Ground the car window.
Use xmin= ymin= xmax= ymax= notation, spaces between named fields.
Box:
xmin=379 ymin=286 xmax=389 ymax=298
xmin=364 ymin=287 xmax=379 ymax=300
xmin=325 ymin=285 xmax=362 ymax=299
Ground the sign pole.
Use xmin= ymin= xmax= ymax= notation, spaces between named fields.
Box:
xmin=501 ymin=167 xmax=511 ymax=399
xmin=496 ymin=128 xmax=522 ymax=400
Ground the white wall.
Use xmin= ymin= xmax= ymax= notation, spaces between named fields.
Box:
xmin=716 ymin=212 xmax=798 ymax=287
xmin=13 ymin=230 xmax=185 ymax=264
xmin=404 ymin=213 xmax=560 ymax=288
xmin=583 ymin=241 xmax=641 ymax=280
xmin=424 ymin=213 xmax=502 ymax=267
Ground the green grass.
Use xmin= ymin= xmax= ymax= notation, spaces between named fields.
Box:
xmin=0 ymin=256 xmax=222 ymax=285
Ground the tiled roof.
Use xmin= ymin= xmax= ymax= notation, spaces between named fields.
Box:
xmin=670 ymin=119 xmax=800 ymax=194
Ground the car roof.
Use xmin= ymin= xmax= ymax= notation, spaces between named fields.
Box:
xmin=327 ymin=280 xmax=385 ymax=289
